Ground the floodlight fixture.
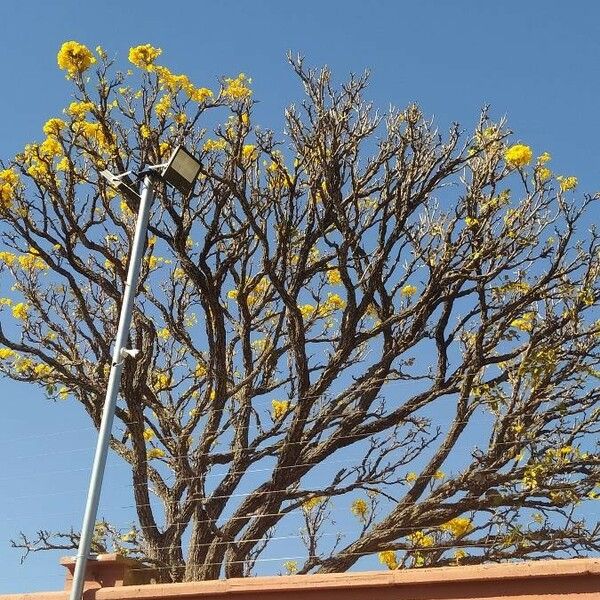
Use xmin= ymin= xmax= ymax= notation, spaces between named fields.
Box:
xmin=160 ymin=145 xmax=202 ymax=196
xmin=100 ymin=170 xmax=141 ymax=204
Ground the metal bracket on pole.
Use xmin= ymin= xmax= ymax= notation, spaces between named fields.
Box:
xmin=68 ymin=175 xmax=155 ymax=600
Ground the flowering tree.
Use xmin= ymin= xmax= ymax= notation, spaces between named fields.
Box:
xmin=1 ymin=42 xmax=600 ymax=581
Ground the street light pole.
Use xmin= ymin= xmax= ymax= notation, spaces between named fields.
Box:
xmin=69 ymin=175 xmax=155 ymax=600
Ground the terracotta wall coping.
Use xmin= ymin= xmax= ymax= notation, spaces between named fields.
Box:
xmin=2 ymin=558 xmax=598 ymax=600
xmin=95 ymin=558 xmax=600 ymax=599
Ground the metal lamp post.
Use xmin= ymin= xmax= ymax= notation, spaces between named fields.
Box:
xmin=69 ymin=147 xmax=202 ymax=600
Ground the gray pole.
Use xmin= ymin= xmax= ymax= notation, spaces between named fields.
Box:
xmin=69 ymin=175 xmax=154 ymax=600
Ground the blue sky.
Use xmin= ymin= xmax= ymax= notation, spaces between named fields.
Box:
xmin=1 ymin=0 xmax=600 ymax=593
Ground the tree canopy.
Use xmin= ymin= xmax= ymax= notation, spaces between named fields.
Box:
xmin=1 ymin=41 xmax=599 ymax=582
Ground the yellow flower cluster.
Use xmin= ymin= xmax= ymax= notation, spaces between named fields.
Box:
xmin=407 ymin=530 xmax=434 ymax=548
xmin=143 ymin=427 xmax=154 ymax=441
xmin=223 ymin=73 xmax=252 ymax=101
xmin=0 ymin=251 xmax=16 ymax=265
xmin=151 ymin=371 xmax=171 ymax=391
xmin=319 ymin=292 xmax=346 ymax=315
xmin=504 ymin=144 xmax=533 ymax=168
xmin=557 ymin=175 xmax=578 ymax=191
xmin=66 ymin=101 xmax=95 ymax=121
xmin=401 ymin=284 xmax=417 ymax=297
xmin=241 ymin=144 xmax=258 ymax=162
xmin=378 ymin=550 xmax=398 ymax=570
xmin=203 ymin=138 xmax=227 ymax=152
xmin=0 ymin=169 xmax=19 ymax=210
xmin=18 ymin=249 xmax=47 ymax=271
xmin=536 ymin=153 xmax=552 ymax=182
xmin=247 ymin=276 xmax=270 ymax=307
xmin=128 ymin=44 xmax=162 ymax=70
xmin=299 ymin=303 xmax=316 ymax=319
xmin=57 ymin=41 xmax=96 ymax=77
xmin=147 ymin=447 xmax=165 ymax=459
xmin=12 ymin=302 xmax=28 ymax=320
xmin=43 ymin=118 xmax=66 ymax=138
xmin=0 ymin=348 xmax=16 ymax=360
xmin=155 ymin=95 xmax=171 ymax=118
xmin=510 ymin=311 xmax=535 ymax=332
xmin=74 ymin=121 xmax=108 ymax=150
xmin=326 ymin=268 xmax=342 ymax=285
xmin=271 ymin=399 xmax=290 ymax=420
xmin=350 ymin=498 xmax=369 ymax=520
xmin=465 ymin=216 xmax=479 ymax=228
xmin=194 ymin=362 xmax=207 ymax=378
xmin=440 ymin=517 xmax=473 ymax=537
xmin=302 ymin=496 xmax=325 ymax=512
xmin=283 ymin=560 xmax=298 ymax=575
xmin=153 ymin=66 xmax=214 ymax=105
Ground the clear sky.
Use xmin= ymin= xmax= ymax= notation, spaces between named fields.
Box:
xmin=1 ymin=0 xmax=599 ymax=593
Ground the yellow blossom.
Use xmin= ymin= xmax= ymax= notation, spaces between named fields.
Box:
xmin=465 ymin=216 xmax=479 ymax=228
xmin=0 ymin=251 xmax=17 ymax=266
xmin=143 ymin=428 xmax=155 ymax=441
xmin=433 ymin=470 xmax=445 ymax=480
xmin=537 ymin=166 xmax=552 ymax=182
xmin=326 ymin=268 xmax=342 ymax=285
xmin=203 ymin=138 xmax=227 ymax=152
xmin=378 ymin=550 xmax=398 ymax=570
xmin=159 ymin=142 xmax=170 ymax=157
xmin=152 ymin=371 xmax=171 ymax=391
xmin=557 ymin=175 xmax=578 ymax=191
xmin=0 ymin=297 xmax=12 ymax=306
xmin=189 ymin=87 xmax=213 ymax=103
xmin=128 ymin=44 xmax=162 ymax=70
xmin=14 ymin=358 xmax=34 ymax=373
xmin=440 ymin=517 xmax=473 ymax=537
xmin=147 ymin=448 xmax=165 ymax=459
xmin=537 ymin=152 xmax=551 ymax=165
xmin=241 ymin=112 xmax=250 ymax=126
xmin=511 ymin=311 xmax=535 ymax=332
xmin=12 ymin=302 xmax=28 ymax=320
xmin=43 ymin=118 xmax=66 ymax=137
xmin=504 ymin=144 xmax=533 ymax=168
xmin=140 ymin=124 xmax=151 ymax=139
xmin=66 ymin=101 xmax=94 ymax=121
xmin=241 ymin=144 xmax=257 ymax=162
xmin=0 ymin=348 xmax=15 ymax=360
xmin=18 ymin=251 xmax=46 ymax=271
xmin=227 ymin=289 xmax=239 ymax=300
xmin=223 ymin=73 xmax=252 ymax=101
xmin=406 ymin=472 xmax=418 ymax=482
xmin=408 ymin=530 xmax=434 ymax=548
xmin=299 ymin=303 xmax=316 ymax=319
xmin=302 ymin=496 xmax=325 ymax=512
xmin=453 ymin=549 xmax=468 ymax=562
xmin=157 ymin=327 xmax=170 ymax=340
xmin=401 ymin=284 xmax=417 ymax=297
xmin=194 ymin=362 xmax=207 ymax=378
xmin=40 ymin=137 xmax=63 ymax=158
xmin=56 ymin=157 xmax=70 ymax=171
xmin=351 ymin=498 xmax=369 ymax=520
xmin=283 ymin=560 xmax=298 ymax=575
xmin=0 ymin=169 xmax=19 ymax=209
xmin=271 ymin=399 xmax=290 ymax=420
xmin=33 ymin=363 xmax=53 ymax=379
xmin=174 ymin=112 xmax=187 ymax=125
xmin=57 ymin=41 xmax=96 ymax=77
xmin=323 ymin=292 xmax=346 ymax=312
xmin=155 ymin=94 xmax=171 ymax=118
xmin=58 ymin=387 xmax=69 ymax=400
